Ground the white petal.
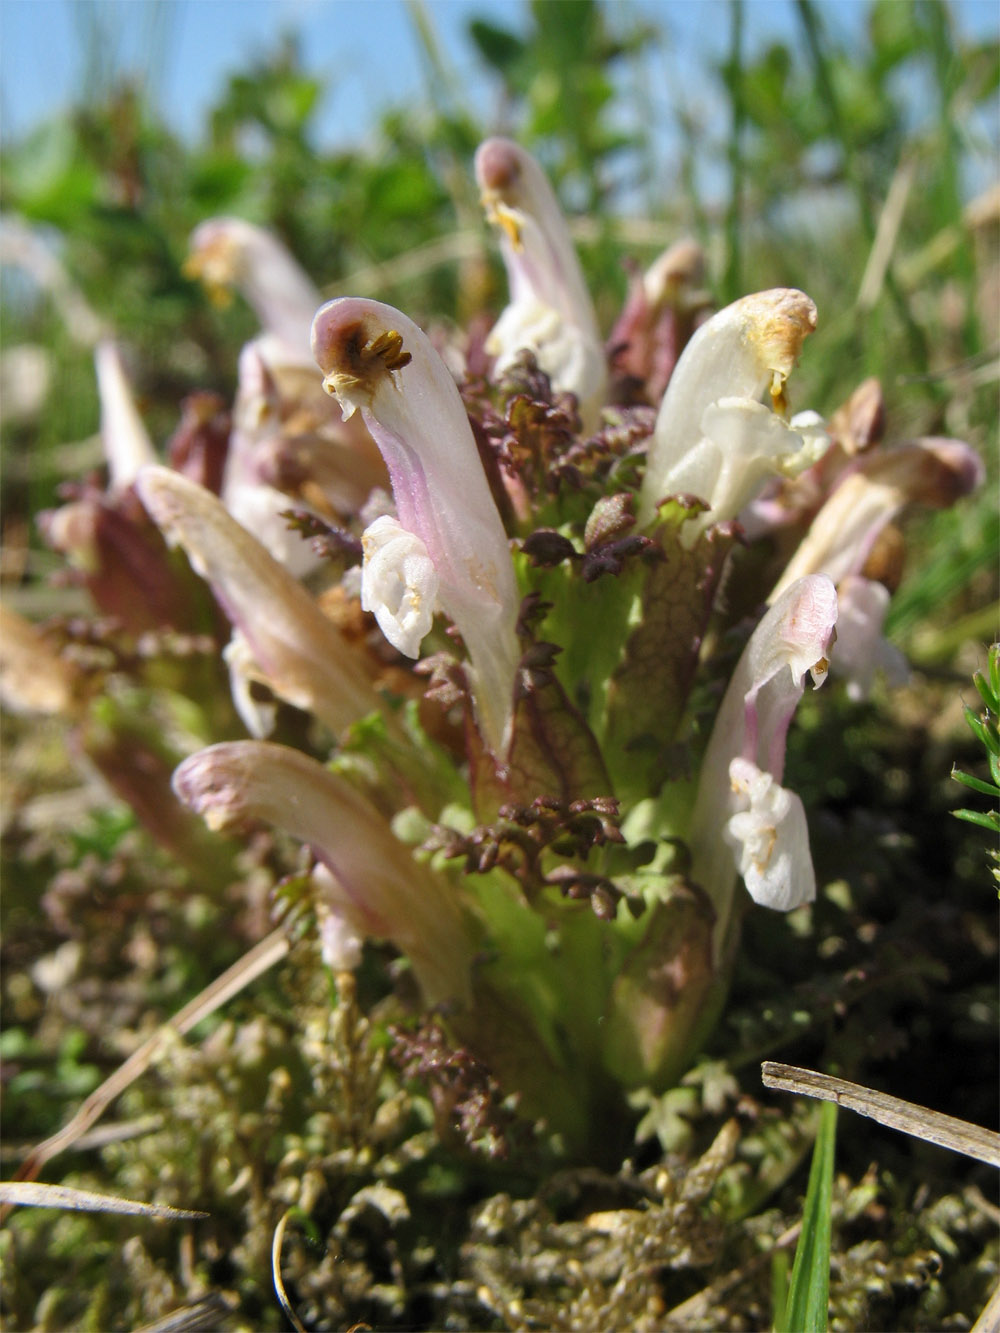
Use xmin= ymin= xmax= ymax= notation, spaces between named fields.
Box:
xmin=832 ymin=575 xmax=909 ymax=700
xmin=726 ymin=757 xmax=816 ymax=911
xmin=360 ymin=515 xmax=439 ymax=658
xmin=700 ymin=397 xmax=805 ymax=519
xmin=223 ymin=630 xmax=277 ymax=739
xmin=313 ymin=866 xmax=366 ymax=971
xmin=640 ymin=288 xmax=816 ymax=527
xmin=787 ymin=410 xmax=831 ymax=471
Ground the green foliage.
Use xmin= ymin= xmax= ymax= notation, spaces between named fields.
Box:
xmin=467 ymin=0 xmax=655 ymax=210
xmin=1 ymin=1 xmax=997 ymax=1328
xmin=952 ymin=643 xmax=1000 ymax=881
xmin=775 ymin=1100 xmax=837 ymax=1333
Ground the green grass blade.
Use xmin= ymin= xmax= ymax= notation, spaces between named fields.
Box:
xmin=777 ymin=1100 xmax=837 ymax=1333
xmin=771 ymin=1248 xmax=790 ymax=1332
xmin=973 ymin=670 xmax=999 ymax=717
xmin=988 ymin=645 xmax=1000 ymax=706
xmin=953 ymin=808 xmax=1000 ymax=833
xmin=951 ymin=768 xmax=1000 ymax=799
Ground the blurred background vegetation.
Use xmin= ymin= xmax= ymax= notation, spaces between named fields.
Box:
xmin=0 ymin=2 xmax=997 ymax=1327
xmin=2 ymin=0 xmax=996 ymax=634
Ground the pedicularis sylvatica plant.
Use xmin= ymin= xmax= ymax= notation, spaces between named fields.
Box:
xmin=27 ymin=138 xmax=983 ymax=1158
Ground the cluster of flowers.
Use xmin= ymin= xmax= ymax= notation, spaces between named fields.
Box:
xmin=11 ymin=139 xmax=983 ymax=1149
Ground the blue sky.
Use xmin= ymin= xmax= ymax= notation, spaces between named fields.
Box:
xmin=2 ymin=0 xmax=997 ymax=171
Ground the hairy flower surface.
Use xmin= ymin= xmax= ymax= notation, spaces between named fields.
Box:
xmin=311 ymin=296 xmax=521 ymax=754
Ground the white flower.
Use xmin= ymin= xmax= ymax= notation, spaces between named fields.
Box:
xmin=831 ymin=575 xmax=909 ymax=701
xmin=726 ymin=758 xmax=815 ymax=911
xmin=638 ymin=289 xmax=819 ymax=533
xmin=475 ymin=137 xmax=607 ymax=428
xmin=688 ymin=575 xmax=838 ymax=943
xmin=360 ymin=515 xmax=439 ymax=658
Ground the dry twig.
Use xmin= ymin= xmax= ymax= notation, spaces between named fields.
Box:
xmin=761 ymin=1062 xmax=1000 ymax=1167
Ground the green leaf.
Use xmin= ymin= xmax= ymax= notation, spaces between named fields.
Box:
xmin=468 ymin=18 xmax=526 ymax=74
xmin=603 ymin=504 xmax=737 ymax=798
xmin=772 ymin=1248 xmax=791 ymax=1332
xmin=868 ymin=0 xmax=920 ymax=74
xmin=950 ymin=767 xmax=1000 ymax=798
xmin=778 ymin=1099 xmax=837 ymax=1333
xmin=962 ymin=40 xmax=1000 ymax=104
xmin=973 ymin=664 xmax=1000 ymax=718
xmin=503 ymin=641 xmax=613 ymax=805
xmin=963 ymin=705 xmax=992 ymax=750
xmin=2 ymin=120 xmax=99 ymax=225
xmin=602 ymin=883 xmax=717 ymax=1090
xmin=953 ymin=808 xmax=1000 ymax=833
xmin=188 ymin=154 xmax=254 ymax=211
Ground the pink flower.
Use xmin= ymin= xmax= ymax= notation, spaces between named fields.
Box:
xmin=771 ymin=437 xmax=985 ymax=600
xmin=186 ymin=217 xmax=320 ymax=363
xmin=689 ymin=576 xmax=838 ymax=936
xmin=174 ymin=741 xmax=475 ymax=1005
xmin=311 ymin=297 xmax=520 ymax=754
xmin=136 ymin=466 xmax=383 ymax=739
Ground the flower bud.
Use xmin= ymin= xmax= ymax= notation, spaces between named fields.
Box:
xmin=95 ymin=340 xmax=157 ymax=489
xmin=608 ymin=237 xmax=710 ymax=405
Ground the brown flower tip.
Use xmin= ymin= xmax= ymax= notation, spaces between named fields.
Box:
xmin=736 ymin=288 xmax=817 ymax=410
xmin=474 ymin=137 xmax=522 ymax=196
xmin=313 ymin=315 xmax=411 ymax=412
